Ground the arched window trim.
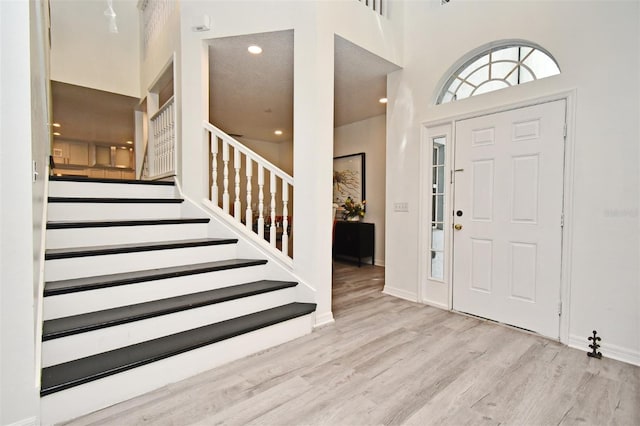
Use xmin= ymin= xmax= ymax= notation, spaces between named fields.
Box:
xmin=436 ymin=40 xmax=561 ymax=105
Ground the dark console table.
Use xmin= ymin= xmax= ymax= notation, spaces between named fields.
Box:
xmin=333 ymin=221 xmax=375 ymax=267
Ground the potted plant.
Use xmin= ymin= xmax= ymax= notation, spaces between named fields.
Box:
xmin=341 ymin=197 xmax=365 ymax=221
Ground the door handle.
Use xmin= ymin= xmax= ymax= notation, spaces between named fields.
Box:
xmin=454 ymin=223 xmax=463 ymax=230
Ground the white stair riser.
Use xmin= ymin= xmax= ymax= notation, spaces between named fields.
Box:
xmin=42 ymin=287 xmax=298 ymax=367
xmin=43 ymin=264 xmax=268 ymax=319
xmin=45 ymin=244 xmax=237 ymax=281
xmin=40 ymin=314 xmax=314 ymax=426
xmin=46 ymin=223 xmax=209 ymax=249
xmin=49 ymin=181 xmax=176 ymax=199
xmin=48 ymin=202 xmax=182 ymax=221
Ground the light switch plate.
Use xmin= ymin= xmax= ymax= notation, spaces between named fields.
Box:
xmin=394 ymin=202 xmax=408 ymax=212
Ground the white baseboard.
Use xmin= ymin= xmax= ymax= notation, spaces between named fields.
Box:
xmin=421 ymin=299 xmax=449 ymax=310
xmin=382 ymin=285 xmax=418 ymax=303
xmin=568 ymin=334 xmax=640 ymax=367
xmin=7 ymin=416 xmax=37 ymax=426
xmin=314 ymin=311 xmax=335 ymax=328
xmin=374 ymin=258 xmax=385 ymax=267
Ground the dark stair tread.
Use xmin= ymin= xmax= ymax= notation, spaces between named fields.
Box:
xmin=44 ymin=259 xmax=268 ymax=296
xmin=47 ymin=218 xmax=210 ymax=229
xmin=50 ymin=175 xmax=174 ymax=186
xmin=45 ymin=238 xmax=238 ymax=260
xmin=48 ymin=197 xmax=184 ymax=204
xmin=40 ymin=302 xmax=316 ymax=396
xmin=42 ymin=280 xmax=298 ymax=340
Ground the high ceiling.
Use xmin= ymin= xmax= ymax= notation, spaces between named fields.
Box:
xmin=51 ymin=81 xmax=138 ymax=146
xmin=334 ymin=36 xmax=401 ymax=127
xmin=209 ymin=31 xmax=401 ymax=143
xmin=52 ymin=31 xmax=401 ymax=148
xmin=209 ymin=31 xmax=294 ymax=143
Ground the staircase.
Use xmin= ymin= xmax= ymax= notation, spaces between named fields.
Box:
xmin=40 ymin=176 xmax=316 ymax=424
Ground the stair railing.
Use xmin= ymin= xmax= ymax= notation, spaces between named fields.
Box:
xmin=147 ymin=96 xmax=176 ymax=179
xmin=139 ymin=141 xmax=150 ymax=180
xmin=204 ymin=122 xmax=293 ymax=259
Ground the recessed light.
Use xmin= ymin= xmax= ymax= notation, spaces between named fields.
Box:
xmin=379 ymin=97 xmax=388 ymax=104
xmin=248 ymin=45 xmax=262 ymax=55
xmin=126 ymin=140 xmax=133 ymax=144
xmin=53 ymin=132 xmax=61 ymax=136
xmin=274 ymin=130 xmax=283 ymax=136
xmin=52 ymin=123 xmax=61 ymax=128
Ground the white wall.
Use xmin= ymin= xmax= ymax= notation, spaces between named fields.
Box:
xmin=386 ymin=1 xmax=639 ymax=365
xmin=238 ymin=137 xmax=293 ymax=175
xmin=334 ymin=114 xmax=386 ymax=266
xmin=31 ymin=0 xmax=52 ymax=308
xmin=50 ymin=0 xmax=140 ymax=97
xmin=0 ymin=1 xmax=39 ymax=424
xmin=178 ymin=0 xmax=403 ymax=325
xmin=140 ymin=1 xmax=180 ymax=94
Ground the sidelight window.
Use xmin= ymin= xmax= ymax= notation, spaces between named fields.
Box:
xmin=430 ymin=137 xmax=446 ymax=280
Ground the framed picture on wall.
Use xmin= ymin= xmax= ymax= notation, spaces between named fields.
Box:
xmin=333 ymin=152 xmax=366 ymax=207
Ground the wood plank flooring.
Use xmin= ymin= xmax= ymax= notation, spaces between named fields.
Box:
xmin=65 ymin=261 xmax=640 ymax=426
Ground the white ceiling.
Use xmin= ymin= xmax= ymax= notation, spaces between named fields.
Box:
xmin=209 ymin=31 xmax=294 ymax=143
xmin=209 ymin=31 xmax=401 ymax=143
xmin=52 ymin=30 xmax=401 ymax=148
xmin=334 ymin=35 xmax=401 ymax=127
xmin=51 ymin=81 xmax=138 ymax=146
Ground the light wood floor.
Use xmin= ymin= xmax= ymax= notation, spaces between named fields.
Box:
xmin=66 ymin=261 xmax=640 ymax=426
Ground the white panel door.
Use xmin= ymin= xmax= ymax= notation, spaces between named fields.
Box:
xmin=452 ymin=100 xmax=566 ymax=338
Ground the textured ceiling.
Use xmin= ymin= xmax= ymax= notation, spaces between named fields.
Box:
xmin=334 ymin=35 xmax=401 ymax=127
xmin=51 ymin=81 xmax=138 ymax=146
xmin=52 ymin=31 xmax=401 ymax=148
xmin=209 ymin=31 xmax=294 ymax=143
xmin=209 ymin=31 xmax=401 ymax=143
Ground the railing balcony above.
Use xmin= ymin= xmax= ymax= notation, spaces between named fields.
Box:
xmin=356 ymin=0 xmax=385 ymax=17
xmin=143 ymin=96 xmax=176 ymax=180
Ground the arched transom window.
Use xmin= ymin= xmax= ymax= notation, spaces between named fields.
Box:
xmin=437 ymin=44 xmax=560 ymax=104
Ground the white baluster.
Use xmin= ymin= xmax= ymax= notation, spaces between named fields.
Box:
xmin=160 ymin=110 xmax=164 ymax=173
xmin=233 ymin=147 xmax=241 ymax=221
xmin=282 ymin=181 xmax=289 ymax=255
xmin=162 ymin=110 xmax=166 ymax=174
xmin=153 ymin=114 xmax=158 ymax=175
xmin=245 ymin=157 xmax=253 ymax=230
xmin=148 ymin=121 xmax=154 ymax=177
xmin=166 ymin=107 xmax=170 ymax=172
xmin=151 ymin=119 xmax=155 ymax=176
xmin=222 ymin=140 xmax=230 ymax=214
xmin=167 ymin=105 xmax=172 ymax=173
xmin=159 ymin=110 xmax=163 ymax=174
xmin=257 ymin=165 xmax=264 ymax=239
xmin=158 ymin=112 xmax=165 ymax=174
xmin=171 ymin=103 xmax=176 ymax=172
xmin=161 ymin=110 xmax=165 ymax=173
xmin=270 ymin=172 xmax=277 ymax=247
xmin=210 ymin=132 xmax=218 ymax=204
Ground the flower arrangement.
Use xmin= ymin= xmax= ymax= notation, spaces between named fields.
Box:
xmin=341 ymin=197 xmax=366 ymax=220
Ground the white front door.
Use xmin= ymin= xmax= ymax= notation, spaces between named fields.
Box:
xmin=452 ymin=100 xmax=566 ymax=338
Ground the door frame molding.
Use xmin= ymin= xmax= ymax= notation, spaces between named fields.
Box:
xmin=418 ymin=90 xmax=577 ymax=344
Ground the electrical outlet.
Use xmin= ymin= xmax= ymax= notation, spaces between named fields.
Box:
xmin=394 ymin=202 xmax=408 ymax=212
